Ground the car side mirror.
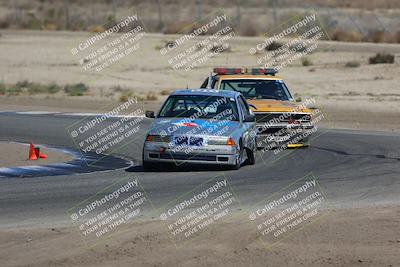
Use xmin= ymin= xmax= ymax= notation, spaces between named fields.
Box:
xmin=244 ymin=114 xmax=256 ymax=122
xmin=145 ymin=111 xmax=155 ymax=118
xmin=295 ymin=97 xmax=302 ymax=102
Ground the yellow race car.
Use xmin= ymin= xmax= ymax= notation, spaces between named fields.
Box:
xmin=200 ymin=68 xmax=314 ymax=149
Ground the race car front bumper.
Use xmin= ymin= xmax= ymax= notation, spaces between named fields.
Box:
xmin=143 ymin=142 xmax=238 ymax=166
xmin=256 ymin=122 xmax=315 ymax=149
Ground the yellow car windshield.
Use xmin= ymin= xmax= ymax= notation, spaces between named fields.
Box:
xmin=220 ymin=79 xmax=292 ymax=100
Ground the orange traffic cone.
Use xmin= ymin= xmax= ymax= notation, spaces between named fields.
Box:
xmin=28 ymin=143 xmax=38 ymax=160
xmin=39 ymin=152 xmax=47 ymax=159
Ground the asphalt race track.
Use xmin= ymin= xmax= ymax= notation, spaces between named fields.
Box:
xmin=0 ymin=112 xmax=399 ymax=228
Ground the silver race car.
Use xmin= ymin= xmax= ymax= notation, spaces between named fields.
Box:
xmin=143 ymin=89 xmax=257 ymax=170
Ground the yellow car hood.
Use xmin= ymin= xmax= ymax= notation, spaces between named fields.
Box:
xmin=247 ymin=99 xmax=311 ymax=113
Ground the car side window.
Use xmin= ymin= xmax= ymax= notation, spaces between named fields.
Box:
xmin=200 ymin=77 xmax=218 ymax=89
xmin=238 ymin=96 xmax=250 ymax=116
xmin=237 ymin=96 xmax=250 ymax=120
xmin=239 ymin=95 xmax=251 ymax=115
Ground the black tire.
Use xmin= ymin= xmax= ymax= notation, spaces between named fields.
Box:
xmin=246 ymin=146 xmax=256 ymax=165
xmin=142 ymin=160 xmax=159 ymax=171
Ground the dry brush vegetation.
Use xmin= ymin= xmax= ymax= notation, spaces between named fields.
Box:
xmin=0 ymin=0 xmax=399 ymax=43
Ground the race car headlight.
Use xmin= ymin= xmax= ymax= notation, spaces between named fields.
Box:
xmin=145 ymin=135 xmax=171 ymax=143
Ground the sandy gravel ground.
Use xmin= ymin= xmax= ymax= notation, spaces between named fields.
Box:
xmin=0 ymin=142 xmax=73 ymax=168
xmin=0 ymin=206 xmax=399 ymax=267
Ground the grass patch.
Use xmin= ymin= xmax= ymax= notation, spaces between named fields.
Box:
xmin=5 ymin=85 xmax=23 ymax=95
xmin=301 ymin=57 xmax=313 ymax=66
xmin=64 ymin=83 xmax=88 ymax=96
xmin=27 ymin=82 xmax=61 ymax=94
xmin=0 ymin=80 xmax=61 ymax=95
xmin=345 ymin=61 xmax=360 ymax=68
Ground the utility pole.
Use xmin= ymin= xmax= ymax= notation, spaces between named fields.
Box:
xmin=272 ymin=0 xmax=277 ymax=26
xmin=14 ymin=0 xmax=21 ymax=26
xmin=156 ymin=0 xmax=163 ymax=31
xmin=195 ymin=0 xmax=201 ymax=21
xmin=64 ymin=0 xmax=70 ymax=30
xmin=235 ymin=0 xmax=241 ymax=28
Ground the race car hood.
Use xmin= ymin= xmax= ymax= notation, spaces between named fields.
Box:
xmin=149 ymin=118 xmax=240 ymax=137
xmin=247 ymin=99 xmax=311 ymax=113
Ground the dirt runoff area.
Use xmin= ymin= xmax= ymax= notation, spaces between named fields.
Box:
xmin=0 ymin=142 xmax=73 ymax=168
xmin=0 ymin=206 xmax=398 ymax=267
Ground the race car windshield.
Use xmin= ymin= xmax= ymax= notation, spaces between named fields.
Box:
xmin=158 ymin=95 xmax=239 ymax=121
xmin=220 ymin=79 xmax=292 ymax=100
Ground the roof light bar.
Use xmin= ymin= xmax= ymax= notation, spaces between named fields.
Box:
xmin=250 ymin=68 xmax=278 ymax=76
xmin=213 ymin=67 xmax=278 ymax=76
xmin=213 ymin=68 xmax=242 ymax=75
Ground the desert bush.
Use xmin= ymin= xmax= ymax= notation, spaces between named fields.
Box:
xmin=87 ymin=25 xmax=106 ymax=33
xmin=26 ymin=14 xmax=42 ymax=30
xmin=363 ymin=30 xmax=386 ymax=43
xmin=345 ymin=61 xmax=360 ymax=68
xmin=146 ymin=92 xmax=158 ymax=101
xmin=164 ymin=40 xmax=177 ymax=48
xmin=209 ymin=43 xmax=231 ymax=53
xmin=7 ymin=81 xmax=61 ymax=95
xmin=42 ymin=22 xmax=59 ymax=31
xmin=0 ymin=83 xmax=6 ymax=95
xmin=64 ymin=83 xmax=88 ymax=96
xmin=45 ymin=83 xmax=61 ymax=93
xmin=331 ymin=29 xmax=362 ymax=42
xmin=0 ymin=81 xmax=27 ymax=95
xmin=111 ymin=85 xmax=125 ymax=93
xmin=240 ymin=21 xmax=259 ymax=37
xmin=395 ymin=31 xmax=400 ymax=43
xmin=265 ymin=41 xmax=282 ymax=51
xmin=0 ymin=18 xmax=10 ymax=29
xmin=119 ymin=93 xmax=131 ymax=103
xmin=16 ymin=80 xmax=32 ymax=88
xmin=119 ymin=90 xmax=143 ymax=102
xmin=163 ymin=21 xmax=194 ymax=34
xmin=27 ymin=83 xmax=47 ymax=94
xmin=301 ymin=57 xmax=313 ymax=66
xmin=160 ymin=89 xmax=171 ymax=95
xmin=369 ymin=53 xmax=395 ymax=64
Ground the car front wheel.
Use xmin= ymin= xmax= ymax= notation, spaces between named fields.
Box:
xmin=245 ymin=146 xmax=256 ymax=165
